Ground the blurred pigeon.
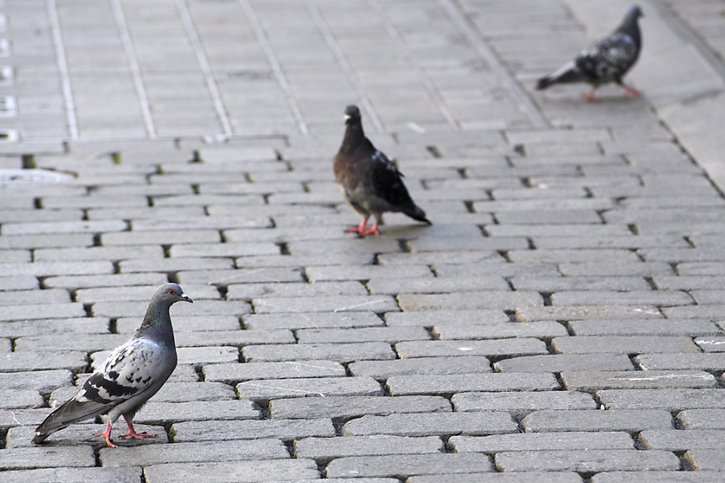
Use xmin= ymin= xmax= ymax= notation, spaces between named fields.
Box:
xmin=32 ymin=283 xmax=192 ymax=448
xmin=536 ymin=5 xmax=643 ymax=102
xmin=334 ymin=104 xmax=431 ymax=236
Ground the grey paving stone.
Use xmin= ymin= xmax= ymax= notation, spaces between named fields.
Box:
xmin=654 ymin=275 xmax=725 ymax=290
xmin=452 ymin=431 xmax=635 ymax=452
xmin=551 ymin=290 xmax=693 ymax=306
xmin=1 ymin=220 xmax=126 ymax=236
xmin=227 ymin=281 xmax=367 ymax=299
xmin=253 ymin=295 xmax=398 ymax=314
xmin=43 ymin=272 xmax=168 ymax=289
xmin=0 ymin=302 xmax=85 ymax=321
xmin=522 ymin=409 xmax=674 ymax=432
xmin=635 ymin=353 xmax=725 ymax=371
xmin=0 ymin=369 xmax=73 ymax=394
xmin=495 ymin=354 xmax=635 ymax=373
xmin=600 ymin=389 xmax=725 ymax=410
xmin=552 ymin=336 xmax=700 ymax=354
xmin=243 ymin=342 xmax=396 ymax=363
xmin=532 ymin=235 xmax=689 ymax=250
xmin=15 ymin=333 xmax=129 ymax=353
xmin=562 ymin=370 xmax=717 ymax=390
xmin=685 ymin=449 xmax=725 ymax=471
xmin=0 ymin=446 xmax=95 ymax=470
xmin=34 ymin=245 xmax=163 ymax=262
xmin=295 ymin=435 xmax=443 ymax=460
xmin=569 ymin=319 xmax=719 ymax=336
xmin=511 ymin=276 xmax=650 ymax=292
xmin=306 ymin=264 xmax=432 ymax=282
xmin=592 ymin=471 xmax=724 ymax=483
xmin=516 ymin=305 xmax=663 ymax=321
xmin=243 ymin=312 xmax=384 ymax=329
xmin=326 ymin=453 xmax=493 ymax=478
xmin=100 ymin=439 xmax=286 ymax=467
xmin=367 ymin=276 xmax=509 ymax=294
xmin=694 ymin=336 xmax=725 ymax=352
xmin=433 ymin=262 xmax=561 ymax=279
xmin=452 ymin=391 xmax=596 ymax=416
xmin=0 ymin=233 xmax=94 ymax=249
xmin=0 ymin=389 xmax=43 ymax=409
xmin=203 ymin=360 xmax=346 ymax=383
xmin=296 ymin=326 xmax=430 ymax=344
xmin=0 ymin=317 xmax=109 ymax=338
xmin=677 ymin=409 xmax=725 ymax=430
xmin=343 ymin=412 xmax=517 ymax=437
xmin=270 ymin=395 xmax=450 ymax=419
xmin=396 ymin=339 xmax=548 ymax=359
xmin=349 ymin=356 xmax=491 ymax=379
xmin=0 ymin=467 xmax=142 ymax=483
xmin=134 ymin=400 xmax=260 ymax=424
xmin=0 ymin=288 xmax=70 ymax=306
xmin=640 ymin=429 xmax=725 ymax=450
xmin=0 ymin=351 xmax=86 ymax=372
xmin=118 ymin=257 xmax=234 ymax=274
xmin=171 ymin=418 xmax=335 ymax=442
xmin=377 ymin=250 xmax=502 ymax=266
xmin=495 ymin=449 xmax=679 ymax=472
xmin=434 ymin=321 xmax=567 ymax=340
xmin=143 ymin=459 xmax=319 ymax=482
xmin=237 ymin=376 xmax=382 ymax=401
xmin=387 ymin=372 xmax=559 ymax=396
xmin=384 ymin=310 xmax=510 ymax=326
xmin=408 ymin=473 xmax=584 ymax=483
xmin=102 ymin=230 xmax=221 ymax=246
xmin=397 ymin=291 xmax=542 ymax=311
xmin=92 ymin=299 xmax=250 ymax=318
xmin=0 ymin=275 xmax=39 ymax=291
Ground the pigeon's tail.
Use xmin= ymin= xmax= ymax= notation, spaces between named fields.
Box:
xmin=33 ymin=397 xmax=107 ymax=444
xmin=536 ymin=61 xmax=582 ymax=90
xmin=404 ymin=204 xmax=432 ymax=225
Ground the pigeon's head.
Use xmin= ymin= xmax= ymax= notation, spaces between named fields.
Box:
xmin=627 ymin=5 xmax=643 ymax=21
xmin=344 ymin=105 xmax=362 ymax=126
xmin=155 ymin=283 xmax=193 ymax=305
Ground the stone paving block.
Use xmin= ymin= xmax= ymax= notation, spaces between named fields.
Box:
xmin=243 ymin=342 xmax=396 ymax=363
xmin=237 ymin=376 xmax=382 ymax=401
xmin=100 ymin=439 xmax=286 ymax=467
xmin=143 ymin=459 xmax=319 ymax=482
xmin=169 ymin=242 xmax=279 ymax=258
xmin=600 ymin=389 xmax=725 ymax=410
xmin=552 ymin=336 xmax=700 ymax=354
xmin=306 ymin=264 xmax=432 ymax=282
xmin=407 ymin=236 xmax=529 ymax=252
xmin=694 ymin=336 xmax=725 ymax=352
xmin=495 ymin=354 xmax=635 ymax=373
xmin=592 ymin=471 xmax=724 ymax=483
xmin=396 ymin=339 xmax=548 ymax=359
xmin=397 ymin=291 xmax=542 ymax=311
xmin=253 ymin=295 xmax=398 ymax=313
xmin=640 ymin=429 xmax=725 ymax=450
xmin=522 ymin=409 xmax=674 ymax=432
xmin=0 ymin=260 xmax=114 ymax=278
xmin=677 ymin=409 xmax=725 ymax=430
xmin=409 ymin=473 xmax=583 ymax=483
xmin=0 ymin=288 xmax=70 ymax=306
xmin=0 ymin=302 xmax=86 ymax=321
xmin=1 ymin=220 xmax=127 ymax=236
xmin=152 ymin=382 xmax=236 ymax=403
xmin=434 ymin=321 xmax=567 ymax=340
xmin=551 ymin=290 xmax=693 ymax=307
xmin=433 ymin=262 xmax=561 ymax=279
xmin=326 ymin=453 xmax=493 ymax=479
xmin=384 ymin=310 xmax=509 ymax=326
xmin=569 ymin=319 xmax=719 ymax=336
xmin=684 ymin=449 xmax=725 ymax=471
xmin=690 ymin=289 xmax=725 ymax=305
xmin=562 ymin=370 xmax=717 ymax=390
xmin=175 ymin=329 xmax=294 ymax=348
xmin=0 ymin=369 xmax=73 ymax=394
xmin=34 ymin=245 xmax=163 ymax=262
xmin=495 ymin=449 xmax=679 ymax=473
xmin=0 ymin=467 xmax=142 ymax=483
xmin=296 ymin=326 xmax=430 ymax=344
xmin=288 ymin=238 xmax=401 ymax=256
xmin=349 ymin=356 xmax=491 ymax=379
xmin=0 ymin=233 xmax=94 ymax=250
xmin=516 ymin=305 xmax=663 ymax=321
xmin=558 ymin=262 xmax=674 ymax=277
xmin=665 ymin=305 xmax=725 ymax=319
xmin=511 ymin=276 xmax=650 ymax=292
xmin=270 ymin=395 xmax=450 ymax=419
xmin=0 ymin=275 xmax=39 ymax=291
xmin=452 ymin=391 xmax=596 ymax=416
xmin=92 ymin=300 xmax=250 ymax=318
xmin=204 ymin=360 xmax=346 ymax=383
xmin=377 ymin=250 xmax=502 ymax=266
xmin=452 ymin=431 xmax=635 ymax=453
xmin=172 ymin=418 xmax=335 ymax=442
xmin=635 ymin=353 xmax=725 ymax=371
xmin=387 ymin=372 xmax=559 ymax=396
xmin=134 ymin=400 xmax=260 ymax=424
xmin=227 ymin=281 xmax=367 ymax=299
xmin=533 ymin=235 xmax=688 ymax=250
xmin=367 ymin=276 xmax=509 ymax=294
xmin=508 ymin=248 xmax=640 ymax=263
xmin=0 ymin=446 xmax=95 ymax=470
xmin=102 ymin=229 xmax=221 ymax=245
xmin=295 ymin=435 xmax=443 ymax=460
xmin=343 ymin=412 xmax=517 ymax=437
xmin=243 ymin=312 xmax=384 ymax=329
xmin=0 ymin=389 xmax=43 ymax=409
xmin=0 ymin=317 xmax=109 ymax=338
xmin=0 ymin=351 xmax=86 ymax=372
xmin=43 ymin=272 xmax=168 ymax=290
xmin=654 ymin=275 xmax=725 ymax=290
xmin=118 ymin=257 xmax=234 ymax=274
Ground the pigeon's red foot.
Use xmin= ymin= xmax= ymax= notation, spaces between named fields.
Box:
xmin=623 ymin=85 xmax=641 ymax=97
xmin=95 ymin=420 xmax=116 ymax=448
xmin=585 ymin=89 xmax=597 ymax=103
xmin=360 ymin=223 xmax=380 ymax=237
xmin=120 ymin=415 xmax=156 ymax=440
xmin=345 ymin=217 xmax=370 ymax=235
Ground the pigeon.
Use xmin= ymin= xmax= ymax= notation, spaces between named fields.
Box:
xmin=32 ymin=283 xmax=192 ymax=448
xmin=536 ymin=5 xmax=643 ymax=102
xmin=333 ymin=104 xmax=431 ymax=236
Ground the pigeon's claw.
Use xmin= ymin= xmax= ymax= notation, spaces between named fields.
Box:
xmin=585 ymin=89 xmax=597 ymax=103
xmin=345 ymin=217 xmax=369 ymax=234
xmin=96 ymin=420 xmax=116 ymax=448
xmin=120 ymin=415 xmax=156 ymax=440
xmin=361 ymin=222 xmax=380 ymax=237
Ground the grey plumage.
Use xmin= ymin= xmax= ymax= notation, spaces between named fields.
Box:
xmin=32 ymin=283 xmax=192 ymax=447
xmin=537 ymin=5 xmax=643 ymax=101
xmin=334 ymin=104 xmax=431 ymax=236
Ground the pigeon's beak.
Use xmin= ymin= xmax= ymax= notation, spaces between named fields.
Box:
xmin=180 ymin=293 xmax=193 ymax=303
xmin=344 ymin=114 xmax=351 ymax=124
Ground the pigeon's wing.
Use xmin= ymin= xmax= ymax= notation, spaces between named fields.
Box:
xmin=576 ymin=32 xmax=638 ymax=83
xmin=369 ymin=150 xmax=415 ymax=209
xmin=33 ymin=337 xmax=165 ymax=441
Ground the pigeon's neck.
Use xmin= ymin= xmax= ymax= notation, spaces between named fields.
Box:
xmin=618 ymin=16 xmax=641 ymax=44
xmin=340 ymin=123 xmax=365 ymax=154
xmin=136 ymin=302 xmax=175 ymax=343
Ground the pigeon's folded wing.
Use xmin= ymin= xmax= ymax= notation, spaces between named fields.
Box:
xmin=370 ymin=150 xmax=413 ymax=207
xmin=576 ymin=32 xmax=638 ymax=81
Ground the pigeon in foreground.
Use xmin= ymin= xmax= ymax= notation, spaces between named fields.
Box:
xmin=32 ymin=283 xmax=192 ymax=448
xmin=334 ymin=104 xmax=431 ymax=236
xmin=536 ymin=5 xmax=643 ymax=102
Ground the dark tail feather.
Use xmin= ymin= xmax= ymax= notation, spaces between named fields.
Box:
xmin=536 ymin=61 xmax=582 ymax=90
xmin=33 ymin=397 xmax=107 ymax=444
xmin=404 ymin=204 xmax=432 ymax=225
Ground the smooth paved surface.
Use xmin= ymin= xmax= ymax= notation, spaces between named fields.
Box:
xmin=1 ymin=0 xmax=725 ymax=481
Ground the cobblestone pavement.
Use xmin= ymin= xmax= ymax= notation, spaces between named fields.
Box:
xmin=1 ymin=0 xmax=725 ymax=481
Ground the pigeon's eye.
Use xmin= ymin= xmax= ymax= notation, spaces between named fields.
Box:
xmin=167 ymin=288 xmax=174 ymax=295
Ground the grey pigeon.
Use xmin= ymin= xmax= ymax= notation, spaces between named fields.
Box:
xmin=536 ymin=5 xmax=643 ymax=102
xmin=32 ymin=283 xmax=192 ymax=448
xmin=334 ymin=104 xmax=431 ymax=236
